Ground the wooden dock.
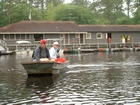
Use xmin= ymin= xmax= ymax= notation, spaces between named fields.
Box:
xmin=63 ymin=47 xmax=140 ymax=53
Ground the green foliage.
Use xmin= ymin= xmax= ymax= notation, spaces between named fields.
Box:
xmin=10 ymin=4 xmax=29 ymax=23
xmin=55 ymin=4 xmax=96 ymax=24
xmin=133 ymin=7 xmax=140 ymax=24
xmin=71 ymin=0 xmax=91 ymax=7
xmin=115 ymin=17 xmax=132 ymax=24
xmin=0 ymin=0 xmax=140 ymax=28
xmin=44 ymin=1 xmax=56 ymax=21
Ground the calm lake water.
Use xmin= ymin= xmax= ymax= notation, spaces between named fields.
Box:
xmin=0 ymin=51 xmax=140 ymax=105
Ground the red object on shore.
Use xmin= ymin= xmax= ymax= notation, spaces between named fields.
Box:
xmin=55 ymin=58 xmax=66 ymax=63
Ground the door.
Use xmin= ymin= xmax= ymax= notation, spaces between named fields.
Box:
xmin=107 ymin=33 xmax=112 ymax=43
xmin=34 ymin=34 xmax=43 ymax=41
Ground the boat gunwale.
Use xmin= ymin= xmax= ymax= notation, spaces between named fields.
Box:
xmin=21 ymin=61 xmax=69 ymax=65
xmin=21 ymin=60 xmax=69 ymax=74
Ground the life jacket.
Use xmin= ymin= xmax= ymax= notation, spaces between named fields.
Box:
xmin=55 ymin=58 xmax=66 ymax=63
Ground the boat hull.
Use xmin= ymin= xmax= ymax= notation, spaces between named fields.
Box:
xmin=21 ymin=61 xmax=69 ymax=75
xmin=0 ymin=51 xmax=14 ymax=55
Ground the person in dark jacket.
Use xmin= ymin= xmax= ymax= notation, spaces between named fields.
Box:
xmin=33 ymin=39 xmax=50 ymax=62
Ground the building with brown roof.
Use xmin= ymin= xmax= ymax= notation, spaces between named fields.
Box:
xmin=80 ymin=25 xmax=140 ymax=49
xmin=0 ymin=21 xmax=140 ymax=50
xmin=0 ymin=21 xmax=87 ymax=50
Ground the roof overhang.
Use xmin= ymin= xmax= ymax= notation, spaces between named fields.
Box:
xmin=0 ymin=32 xmax=87 ymax=34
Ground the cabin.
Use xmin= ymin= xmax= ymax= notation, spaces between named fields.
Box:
xmin=0 ymin=21 xmax=140 ymax=51
xmin=80 ymin=25 xmax=140 ymax=49
xmin=0 ymin=21 xmax=87 ymax=50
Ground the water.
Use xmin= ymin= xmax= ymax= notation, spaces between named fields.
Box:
xmin=0 ymin=51 xmax=140 ymax=105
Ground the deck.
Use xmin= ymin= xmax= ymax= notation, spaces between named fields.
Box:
xmin=63 ymin=47 xmax=140 ymax=53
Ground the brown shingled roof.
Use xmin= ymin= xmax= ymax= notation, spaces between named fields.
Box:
xmin=1 ymin=21 xmax=140 ymax=33
xmin=0 ymin=21 xmax=84 ymax=32
xmin=80 ymin=25 xmax=140 ymax=32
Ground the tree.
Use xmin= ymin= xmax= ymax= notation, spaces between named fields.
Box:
xmin=0 ymin=0 xmax=138 ymax=27
xmin=44 ymin=1 xmax=56 ymax=20
xmin=124 ymin=0 xmax=135 ymax=18
xmin=55 ymin=4 xmax=96 ymax=24
xmin=89 ymin=0 xmax=128 ymax=24
xmin=71 ymin=0 xmax=90 ymax=7
xmin=133 ymin=7 xmax=140 ymax=24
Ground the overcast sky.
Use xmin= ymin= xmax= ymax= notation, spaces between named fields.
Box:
xmin=64 ymin=0 xmax=71 ymax=4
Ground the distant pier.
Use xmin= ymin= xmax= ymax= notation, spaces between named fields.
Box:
xmin=63 ymin=47 xmax=140 ymax=53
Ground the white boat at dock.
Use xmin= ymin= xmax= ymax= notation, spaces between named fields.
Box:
xmin=15 ymin=40 xmax=31 ymax=53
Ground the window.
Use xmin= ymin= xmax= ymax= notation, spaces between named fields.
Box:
xmin=5 ymin=34 xmax=10 ymax=39
xmin=75 ymin=34 xmax=79 ymax=38
xmin=96 ymin=33 xmax=102 ymax=39
xmin=26 ymin=34 xmax=30 ymax=39
xmin=60 ymin=34 xmax=64 ymax=38
xmin=0 ymin=34 xmax=3 ymax=39
xmin=86 ymin=33 xmax=91 ymax=39
xmin=16 ymin=34 xmax=20 ymax=39
xmin=10 ymin=34 xmax=14 ymax=39
xmin=34 ymin=34 xmax=43 ymax=41
xmin=21 ymin=34 xmax=25 ymax=39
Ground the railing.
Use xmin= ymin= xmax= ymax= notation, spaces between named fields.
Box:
xmin=0 ymin=39 xmax=9 ymax=51
xmin=62 ymin=42 xmax=138 ymax=50
xmin=1 ymin=37 xmax=140 ymax=51
xmin=63 ymin=37 xmax=140 ymax=50
xmin=11 ymin=42 xmax=139 ymax=51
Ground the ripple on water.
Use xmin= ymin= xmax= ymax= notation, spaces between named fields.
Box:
xmin=1 ymin=52 xmax=140 ymax=104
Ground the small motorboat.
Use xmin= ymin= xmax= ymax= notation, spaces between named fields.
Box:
xmin=21 ymin=60 xmax=69 ymax=75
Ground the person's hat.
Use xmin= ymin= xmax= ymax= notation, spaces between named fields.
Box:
xmin=53 ymin=41 xmax=59 ymax=45
xmin=40 ymin=39 xmax=46 ymax=44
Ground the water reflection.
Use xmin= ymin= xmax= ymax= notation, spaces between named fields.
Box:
xmin=26 ymin=75 xmax=54 ymax=88
xmin=25 ymin=75 xmax=58 ymax=104
xmin=0 ymin=51 xmax=140 ymax=104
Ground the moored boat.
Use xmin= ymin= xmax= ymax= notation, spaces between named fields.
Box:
xmin=15 ymin=40 xmax=31 ymax=53
xmin=0 ymin=51 xmax=14 ymax=55
xmin=21 ymin=60 xmax=69 ymax=75
xmin=0 ymin=45 xmax=14 ymax=55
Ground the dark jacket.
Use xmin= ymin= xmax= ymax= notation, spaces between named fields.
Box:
xmin=33 ymin=45 xmax=50 ymax=61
